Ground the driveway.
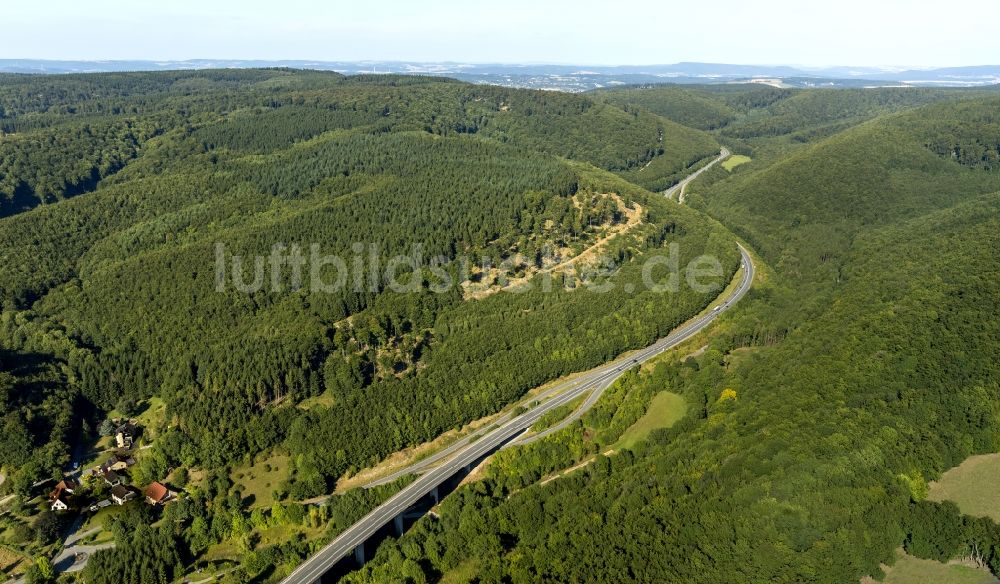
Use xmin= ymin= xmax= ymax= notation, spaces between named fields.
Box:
xmin=54 ymin=541 xmax=116 ymax=573
xmin=55 ymin=526 xmax=115 ymax=573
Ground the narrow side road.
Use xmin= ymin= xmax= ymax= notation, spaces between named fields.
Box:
xmin=664 ymin=147 xmax=730 ymax=203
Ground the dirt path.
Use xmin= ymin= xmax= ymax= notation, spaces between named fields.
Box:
xmin=538 ymin=450 xmax=615 ymax=486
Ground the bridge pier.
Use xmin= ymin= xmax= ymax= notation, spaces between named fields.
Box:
xmin=354 ymin=543 xmax=365 ymax=565
xmin=430 ymin=485 xmax=439 ymax=505
xmin=394 ymin=514 xmax=404 ymax=536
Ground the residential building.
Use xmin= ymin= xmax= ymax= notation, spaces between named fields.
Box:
xmin=48 ymin=479 xmax=77 ymax=512
xmin=144 ymin=482 xmax=172 ymax=505
xmin=115 ymin=422 xmax=137 ymax=449
xmin=100 ymin=454 xmax=135 ymax=473
xmin=102 ymin=470 xmax=123 ymax=487
xmin=110 ymin=485 xmax=136 ymax=506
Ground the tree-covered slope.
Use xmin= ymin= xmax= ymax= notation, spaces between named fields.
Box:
xmin=9 ymin=71 xmax=998 ymax=583
xmin=597 ymin=85 xmax=741 ymax=130
xmin=342 ymin=94 xmax=1000 ymax=584
xmin=720 ymin=87 xmax=979 ymax=140
xmin=0 ymin=71 xmax=736 ymax=505
xmin=701 ymin=96 xmax=1000 ymax=288
xmin=345 ymin=142 xmax=1000 ymax=584
xmin=0 ymin=70 xmax=723 ymax=221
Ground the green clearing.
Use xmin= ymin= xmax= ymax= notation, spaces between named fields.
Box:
xmin=297 ymin=393 xmax=337 ymax=410
xmin=613 ymin=391 xmax=686 ymax=450
xmin=928 ymin=453 xmax=1000 ymax=521
xmin=202 ymin=539 xmax=240 ymax=563
xmin=230 ymin=452 xmax=291 ymax=509
xmin=440 ymin=558 xmax=481 ymax=584
xmin=722 ymin=155 xmax=752 ymax=171
xmin=724 ymin=346 xmax=759 ymax=371
xmin=880 ymin=552 xmax=999 ymax=584
xmin=82 ymin=501 xmax=129 ymax=526
xmin=256 ymin=523 xmax=326 ymax=547
xmin=78 ymin=440 xmax=115 ymax=472
xmin=133 ymin=397 xmax=167 ymax=442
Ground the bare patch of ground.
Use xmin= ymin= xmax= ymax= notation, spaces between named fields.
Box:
xmin=463 ymin=194 xmax=643 ymax=300
xmin=538 ymin=450 xmax=615 ymax=486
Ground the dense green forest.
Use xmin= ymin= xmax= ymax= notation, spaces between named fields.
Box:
xmin=0 ymin=70 xmax=737 ymax=582
xmin=345 ymin=91 xmax=1000 ymax=582
xmin=3 ymin=70 xmax=1000 ymax=583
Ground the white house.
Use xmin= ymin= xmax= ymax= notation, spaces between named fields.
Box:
xmin=111 ymin=485 xmax=136 ymax=506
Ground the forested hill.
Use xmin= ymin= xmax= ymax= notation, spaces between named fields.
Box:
xmin=596 ymin=83 xmax=995 ymax=135
xmin=11 ymin=71 xmax=998 ymax=583
xmin=0 ymin=70 xmax=718 ymax=221
xmin=345 ymin=92 xmax=1000 ymax=583
xmin=0 ymin=70 xmax=733 ymax=514
xmin=703 ymin=95 xmax=1000 ymax=291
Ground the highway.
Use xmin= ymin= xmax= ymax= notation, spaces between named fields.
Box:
xmin=361 ymin=345 xmax=622 ymax=488
xmin=366 ymin=246 xmax=747 ymax=479
xmin=518 ymin=243 xmax=752 ymax=445
xmin=664 ymin=147 xmax=730 ymax=203
xmin=361 ymin=147 xmax=735 ymax=488
xmin=281 ymin=244 xmax=754 ymax=584
xmin=361 ymin=360 xmax=600 ymax=488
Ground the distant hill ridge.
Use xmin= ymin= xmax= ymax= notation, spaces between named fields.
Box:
xmin=2 ymin=60 xmax=998 ymax=90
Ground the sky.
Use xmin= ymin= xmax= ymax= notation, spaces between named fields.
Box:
xmin=4 ymin=0 xmax=998 ymax=68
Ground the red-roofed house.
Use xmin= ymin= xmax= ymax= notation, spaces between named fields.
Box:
xmin=144 ymin=482 xmax=172 ymax=505
xmin=48 ymin=480 xmax=78 ymax=512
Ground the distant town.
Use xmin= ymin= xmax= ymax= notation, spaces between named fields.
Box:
xmin=2 ymin=59 xmax=998 ymax=91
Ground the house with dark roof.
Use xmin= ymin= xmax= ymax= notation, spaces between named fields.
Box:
xmin=100 ymin=454 xmax=135 ymax=473
xmin=110 ymin=485 xmax=136 ymax=506
xmin=115 ymin=422 xmax=137 ymax=449
xmin=102 ymin=470 xmax=123 ymax=487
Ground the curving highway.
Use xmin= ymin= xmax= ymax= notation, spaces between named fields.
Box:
xmin=518 ymin=243 xmax=752 ymax=445
xmin=281 ymin=244 xmax=754 ymax=584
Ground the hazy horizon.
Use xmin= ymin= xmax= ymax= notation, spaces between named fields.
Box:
xmin=4 ymin=0 xmax=998 ymax=69
xmin=2 ymin=58 xmax=998 ymax=71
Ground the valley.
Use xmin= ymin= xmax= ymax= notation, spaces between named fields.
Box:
xmin=1 ymin=68 xmax=999 ymax=584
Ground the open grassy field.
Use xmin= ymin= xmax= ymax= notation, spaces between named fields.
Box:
xmin=613 ymin=391 xmax=687 ymax=450
xmin=441 ymin=558 xmax=481 ymax=584
xmin=133 ymin=397 xmax=167 ymax=442
xmin=875 ymin=551 xmax=999 ymax=584
xmin=724 ymin=346 xmax=759 ymax=371
xmin=0 ymin=544 xmax=26 ymax=577
xmin=722 ymin=154 xmax=752 ymax=171
xmin=928 ymin=453 xmax=1000 ymax=521
xmin=230 ymin=452 xmax=290 ymax=509
xmin=81 ymin=500 xmax=130 ymax=532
